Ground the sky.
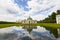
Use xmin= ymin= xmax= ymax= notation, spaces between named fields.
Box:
xmin=0 ymin=0 xmax=60 ymax=22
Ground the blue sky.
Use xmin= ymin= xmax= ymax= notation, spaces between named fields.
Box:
xmin=0 ymin=0 xmax=60 ymax=22
xmin=14 ymin=0 xmax=31 ymax=11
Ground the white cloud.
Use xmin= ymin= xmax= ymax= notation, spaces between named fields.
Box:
xmin=31 ymin=14 xmax=47 ymax=21
xmin=0 ymin=0 xmax=60 ymax=22
xmin=0 ymin=0 xmax=25 ymax=22
xmin=26 ymin=0 xmax=58 ymax=20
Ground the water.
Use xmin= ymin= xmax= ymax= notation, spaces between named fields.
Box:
xmin=0 ymin=26 xmax=58 ymax=40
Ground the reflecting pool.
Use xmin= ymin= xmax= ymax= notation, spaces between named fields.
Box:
xmin=0 ymin=26 xmax=58 ymax=40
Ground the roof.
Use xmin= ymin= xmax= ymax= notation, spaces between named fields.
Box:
xmin=27 ymin=16 xmax=32 ymax=20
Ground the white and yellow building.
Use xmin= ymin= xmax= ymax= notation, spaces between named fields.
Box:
xmin=56 ymin=15 xmax=60 ymax=24
xmin=21 ymin=16 xmax=37 ymax=24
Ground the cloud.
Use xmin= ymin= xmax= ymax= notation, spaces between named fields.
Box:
xmin=0 ymin=0 xmax=60 ymax=21
xmin=31 ymin=14 xmax=47 ymax=21
xmin=0 ymin=0 xmax=25 ymax=22
xmin=26 ymin=0 xmax=58 ymax=20
xmin=14 ymin=0 xmax=31 ymax=11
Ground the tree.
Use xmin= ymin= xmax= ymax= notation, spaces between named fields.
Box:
xmin=57 ymin=10 xmax=60 ymax=15
xmin=39 ymin=10 xmax=58 ymax=23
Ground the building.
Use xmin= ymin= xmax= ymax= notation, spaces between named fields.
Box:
xmin=21 ymin=16 xmax=37 ymax=24
xmin=56 ymin=15 xmax=60 ymax=24
xmin=56 ymin=15 xmax=60 ymax=37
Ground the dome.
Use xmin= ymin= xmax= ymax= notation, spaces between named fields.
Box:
xmin=27 ymin=16 xmax=32 ymax=20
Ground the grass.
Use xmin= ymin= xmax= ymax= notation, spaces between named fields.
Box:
xmin=0 ymin=23 xmax=60 ymax=29
xmin=20 ymin=23 xmax=60 ymax=29
xmin=36 ymin=23 xmax=60 ymax=29
xmin=0 ymin=23 xmax=20 ymax=28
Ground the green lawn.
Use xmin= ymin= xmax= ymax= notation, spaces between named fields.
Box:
xmin=0 ymin=24 xmax=20 ymax=28
xmin=0 ymin=23 xmax=60 ymax=29
xmin=20 ymin=23 xmax=60 ymax=29
xmin=36 ymin=23 xmax=60 ymax=29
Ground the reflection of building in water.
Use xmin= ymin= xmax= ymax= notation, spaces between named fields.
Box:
xmin=21 ymin=16 xmax=37 ymax=24
xmin=23 ymin=26 xmax=37 ymax=29
xmin=56 ymin=15 xmax=60 ymax=24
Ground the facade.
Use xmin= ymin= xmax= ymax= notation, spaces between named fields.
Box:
xmin=21 ymin=16 xmax=37 ymax=24
xmin=56 ymin=15 xmax=60 ymax=24
xmin=55 ymin=15 xmax=60 ymax=37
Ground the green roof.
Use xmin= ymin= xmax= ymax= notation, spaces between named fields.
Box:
xmin=27 ymin=16 xmax=32 ymax=20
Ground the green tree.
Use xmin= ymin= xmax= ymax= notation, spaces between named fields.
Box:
xmin=57 ymin=10 xmax=60 ymax=15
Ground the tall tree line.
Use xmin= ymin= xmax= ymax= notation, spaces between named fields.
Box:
xmin=38 ymin=10 xmax=60 ymax=23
